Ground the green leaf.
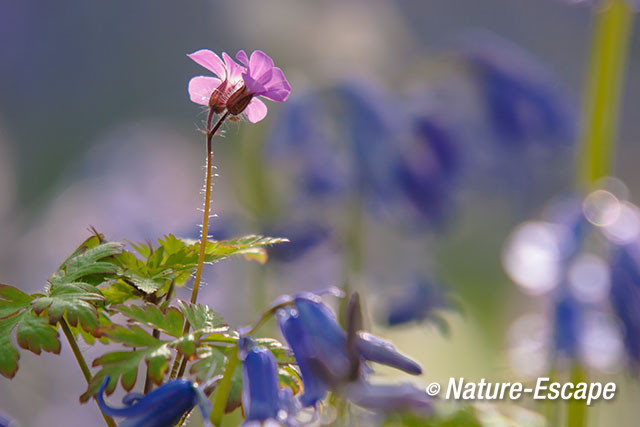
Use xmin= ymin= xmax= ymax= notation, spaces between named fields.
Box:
xmin=113 ymin=234 xmax=287 ymax=302
xmin=83 ymin=306 xmax=226 ymax=399
xmin=179 ymin=301 xmax=225 ymax=331
xmin=112 ymin=304 xmax=184 ymax=337
xmin=0 ymin=284 xmax=33 ymax=319
xmin=0 ymin=311 xmax=60 ymax=379
xmin=99 ymin=280 xmax=142 ymax=305
xmin=80 ymin=350 xmax=147 ymax=401
xmin=32 ymin=282 xmax=105 ymax=332
xmin=201 ymin=235 xmax=289 ymax=265
xmin=0 ymin=315 xmax=21 ymax=378
xmin=52 ymin=240 xmax=123 ymax=286
xmin=190 ymin=346 xmax=227 ymax=382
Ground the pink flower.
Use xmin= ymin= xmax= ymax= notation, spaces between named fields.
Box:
xmin=187 ymin=49 xmax=291 ymax=123
xmin=187 ymin=49 xmax=244 ymax=113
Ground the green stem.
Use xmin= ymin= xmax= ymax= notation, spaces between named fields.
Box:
xmin=567 ymin=363 xmax=587 ymax=427
xmin=190 ymin=110 xmax=230 ymax=305
xmin=210 ymin=347 xmax=240 ymax=426
xmin=577 ymin=0 xmax=634 ymax=188
xmin=170 ymin=110 xmax=229 ymax=380
xmin=339 ymin=197 xmax=364 ymax=326
xmin=542 ymin=365 xmax=560 ymax=427
xmin=60 ymin=319 xmax=116 ymax=427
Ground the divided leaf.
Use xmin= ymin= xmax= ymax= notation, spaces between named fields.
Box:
xmin=81 ymin=322 xmax=209 ymax=402
xmin=111 ymin=234 xmax=287 ymax=302
xmin=0 ymin=284 xmax=33 ymax=319
xmin=201 ymin=235 xmax=289 ymax=265
xmin=0 ymin=310 xmax=60 ymax=379
xmin=32 ymin=282 xmax=105 ymax=332
xmin=112 ymin=303 xmax=184 ymax=337
xmin=82 ymin=302 xmax=228 ymax=401
xmin=52 ymin=240 xmax=123 ymax=286
xmin=179 ymin=301 xmax=225 ymax=331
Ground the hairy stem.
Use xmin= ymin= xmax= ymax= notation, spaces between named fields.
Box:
xmin=577 ymin=0 xmax=634 ymax=188
xmin=170 ymin=110 xmax=229 ymax=380
xmin=60 ymin=319 xmax=116 ymax=427
xmin=210 ymin=347 xmax=240 ymax=426
xmin=191 ymin=110 xmax=230 ymax=304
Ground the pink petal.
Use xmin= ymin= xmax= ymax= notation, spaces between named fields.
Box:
xmin=261 ymin=67 xmax=291 ymax=102
xmin=248 ymin=50 xmax=275 ymax=82
xmin=222 ymin=52 xmax=244 ymax=84
xmin=242 ymin=72 xmax=267 ymax=96
xmin=188 ymin=76 xmax=221 ymax=105
xmin=236 ymin=50 xmax=250 ymax=67
xmin=188 ymin=49 xmax=226 ymax=79
xmin=245 ymin=98 xmax=268 ymax=123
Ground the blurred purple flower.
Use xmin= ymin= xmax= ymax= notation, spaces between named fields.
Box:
xmin=266 ymin=94 xmax=351 ymax=198
xmin=0 ymin=413 xmax=15 ymax=427
xmin=383 ymin=278 xmax=453 ymax=328
xmin=265 ymin=223 xmax=330 ymax=263
xmin=265 ymin=81 xmax=463 ymax=232
xmin=392 ymin=115 xmax=460 ymax=227
xmin=334 ymin=81 xmax=400 ymax=203
xmin=345 ymin=381 xmax=432 ymax=417
xmin=462 ymin=31 xmax=575 ymax=147
xmin=608 ymin=242 xmax=640 ymax=368
xmin=552 ymin=293 xmax=583 ymax=359
xmin=96 ymin=376 xmax=211 ymax=427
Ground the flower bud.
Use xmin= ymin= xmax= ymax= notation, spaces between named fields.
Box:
xmin=208 ymin=80 xmax=230 ymax=113
xmin=226 ymin=85 xmax=254 ymax=116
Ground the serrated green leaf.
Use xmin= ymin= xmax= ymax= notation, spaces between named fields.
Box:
xmin=85 ymin=313 xmax=222 ymax=399
xmin=80 ymin=350 xmax=146 ymax=402
xmin=53 ymin=240 xmax=123 ymax=286
xmin=0 ymin=311 xmax=60 ymax=379
xmin=32 ymin=282 xmax=104 ymax=332
xmin=0 ymin=284 xmax=33 ymax=319
xmin=112 ymin=304 xmax=184 ymax=337
xmin=16 ymin=311 xmax=62 ymax=355
xmin=99 ymin=324 xmax=159 ymax=347
xmin=99 ymin=280 xmax=142 ymax=305
xmin=178 ymin=301 xmax=225 ymax=331
xmin=201 ymin=235 xmax=289 ymax=265
xmin=0 ymin=314 xmax=21 ymax=378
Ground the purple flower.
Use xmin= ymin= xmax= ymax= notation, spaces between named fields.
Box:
xmin=96 ymin=376 xmax=211 ymax=427
xmin=238 ymin=336 xmax=298 ymax=425
xmin=383 ymin=278 xmax=453 ymax=327
xmin=461 ymin=31 xmax=575 ymax=147
xmin=553 ymin=293 xmax=583 ymax=359
xmin=345 ymin=381 xmax=432 ymax=416
xmin=275 ymin=291 xmax=422 ymax=409
xmin=393 ymin=116 xmax=460 ymax=227
xmin=187 ymin=49 xmax=290 ymax=123
xmin=609 ymin=242 xmax=640 ymax=368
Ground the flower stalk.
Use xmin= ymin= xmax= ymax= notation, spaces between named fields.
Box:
xmin=60 ymin=319 xmax=116 ymax=427
xmin=210 ymin=346 xmax=239 ymax=426
xmin=570 ymin=1 xmax=634 ymax=426
xmin=170 ymin=109 xmax=230 ymax=381
xmin=577 ymin=0 xmax=635 ymax=188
